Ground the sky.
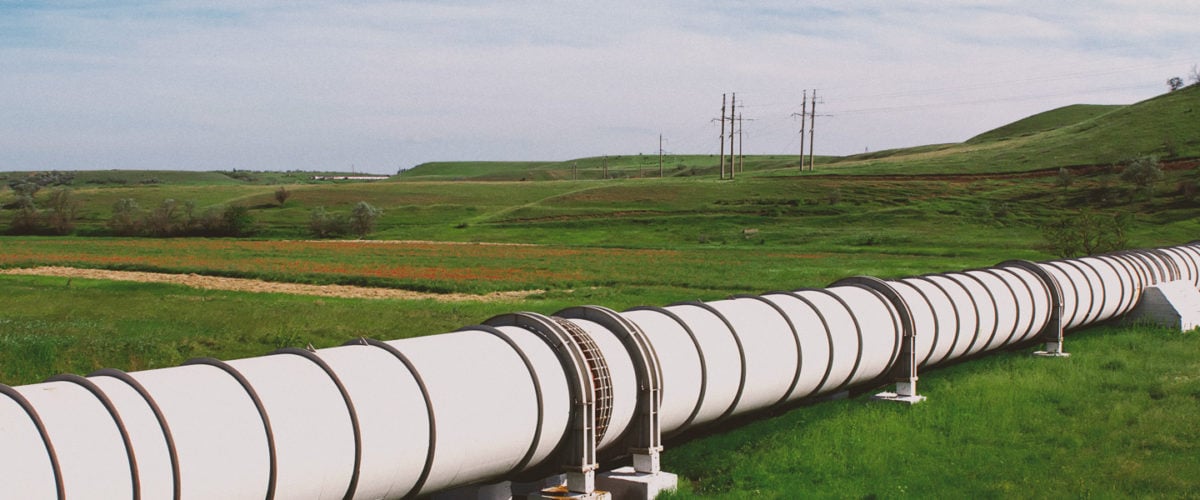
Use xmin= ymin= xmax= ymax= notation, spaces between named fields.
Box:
xmin=2 ymin=1 xmax=1198 ymax=174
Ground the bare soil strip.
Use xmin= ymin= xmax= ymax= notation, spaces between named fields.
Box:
xmin=0 ymin=266 xmax=540 ymax=302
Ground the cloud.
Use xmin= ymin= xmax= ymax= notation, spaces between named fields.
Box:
xmin=1 ymin=1 xmax=1197 ymax=172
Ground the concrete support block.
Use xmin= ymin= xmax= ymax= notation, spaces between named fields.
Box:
xmin=595 ymin=466 xmax=678 ymax=500
xmin=1123 ymin=280 xmax=1200 ymax=331
xmin=873 ymin=381 xmax=926 ymax=405
xmin=1033 ymin=341 xmax=1070 ymax=358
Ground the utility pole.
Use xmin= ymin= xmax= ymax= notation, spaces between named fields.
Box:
xmin=799 ymin=89 xmax=807 ymax=170
xmin=729 ymin=93 xmax=737 ymax=180
xmin=729 ymin=113 xmax=739 ymax=176
xmin=658 ymin=134 xmax=664 ymax=178
xmin=808 ymin=89 xmax=817 ymax=171
xmin=573 ymin=162 xmax=578 ymax=180
xmin=719 ymin=94 xmax=727 ymax=180
xmin=603 ymin=155 xmax=609 ymax=179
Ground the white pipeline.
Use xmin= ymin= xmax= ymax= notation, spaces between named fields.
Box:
xmin=2 ymin=242 xmax=1198 ymax=499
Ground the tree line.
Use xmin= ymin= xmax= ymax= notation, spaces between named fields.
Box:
xmin=4 ymin=182 xmax=382 ymax=239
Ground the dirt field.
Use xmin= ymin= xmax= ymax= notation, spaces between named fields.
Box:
xmin=0 ymin=266 xmax=541 ymax=302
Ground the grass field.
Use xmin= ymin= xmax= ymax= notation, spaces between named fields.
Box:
xmin=2 ymin=86 xmax=1200 ymax=497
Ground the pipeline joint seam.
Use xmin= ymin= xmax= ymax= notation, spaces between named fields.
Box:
xmin=268 ymin=348 xmax=364 ymax=500
xmin=342 ymin=338 xmax=437 ymax=500
xmin=181 ymin=357 xmax=277 ymax=500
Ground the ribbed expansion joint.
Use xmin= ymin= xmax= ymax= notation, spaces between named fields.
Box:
xmin=552 ymin=317 xmax=614 ymax=445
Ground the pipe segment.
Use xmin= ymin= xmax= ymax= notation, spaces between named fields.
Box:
xmin=3 ymin=242 xmax=1200 ymax=498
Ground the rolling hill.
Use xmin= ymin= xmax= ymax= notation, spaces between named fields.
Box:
xmin=403 ymin=85 xmax=1200 ymax=179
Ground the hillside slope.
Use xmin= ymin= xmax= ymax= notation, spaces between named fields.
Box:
xmin=804 ymin=85 xmax=1200 ymax=175
xmin=965 ymin=104 xmax=1122 ymax=144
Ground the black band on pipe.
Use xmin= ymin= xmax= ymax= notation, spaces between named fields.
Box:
xmin=1086 ymin=257 xmax=1124 ymax=321
xmin=958 ymin=271 xmax=1004 ymax=354
xmin=669 ymin=301 xmax=747 ymax=423
xmin=799 ymin=288 xmax=865 ymax=392
xmin=893 ymin=279 xmax=941 ymax=368
xmin=997 ymin=260 xmax=1061 ymax=344
xmin=985 ymin=268 xmax=1033 ymax=348
xmin=45 ymin=374 xmax=141 ymax=500
xmin=1007 ymin=267 xmax=1045 ymax=343
xmin=1058 ymin=259 xmax=1100 ymax=327
xmin=906 ymin=277 xmax=961 ymax=367
xmin=1098 ymin=254 xmax=1137 ymax=315
xmin=556 ymin=305 xmax=664 ymax=454
xmin=1108 ymin=253 xmax=1148 ymax=302
xmin=89 ymin=368 xmax=182 ymax=500
xmin=344 ymin=338 xmax=437 ymax=500
xmin=733 ymin=295 xmax=805 ymax=408
xmin=0 ymin=384 xmax=65 ymax=500
xmin=181 ymin=358 xmax=277 ymax=500
xmin=1173 ymin=245 xmax=1200 ymax=285
xmin=1085 ymin=256 xmax=1123 ymax=319
xmin=828 ymin=277 xmax=908 ymax=383
xmin=773 ymin=291 xmax=837 ymax=398
xmin=484 ymin=312 xmax=599 ymax=479
xmin=626 ymin=305 xmax=708 ymax=436
xmin=1160 ymin=247 xmax=1194 ymax=284
xmin=269 ymin=348 xmax=363 ymax=500
xmin=1108 ymin=249 xmax=1147 ymax=287
xmin=974 ymin=268 xmax=1022 ymax=349
xmin=1129 ymin=249 xmax=1167 ymax=284
xmin=935 ymin=273 xmax=988 ymax=358
xmin=1042 ymin=261 xmax=1083 ymax=329
xmin=1148 ymin=249 xmax=1181 ymax=281
xmin=457 ymin=325 xmax=546 ymax=476
xmin=1076 ymin=258 xmax=1112 ymax=324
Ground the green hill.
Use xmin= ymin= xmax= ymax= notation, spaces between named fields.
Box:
xmin=818 ymin=85 xmax=1200 ymax=175
xmin=403 ymin=86 xmax=1200 ymax=179
xmin=965 ymin=104 xmax=1123 ymax=143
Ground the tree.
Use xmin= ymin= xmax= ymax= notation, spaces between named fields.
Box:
xmin=144 ymin=199 xmax=182 ymax=236
xmin=1040 ymin=210 xmax=1129 ymax=258
xmin=109 ymin=198 xmax=142 ymax=236
xmin=8 ymin=196 xmax=40 ymax=234
xmin=309 ymin=207 xmax=348 ymax=238
xmin=274 ymin=186 xmax=291 ymax=206
xmin=1190 ymin=64 xmax=1200 ymax=86
xmin=44 ymin=188 xmax=79 ymax=235
xmin=1168 ymin=76 xmax=1184 ymax=91
xmin=1119 ymin=155 xmax=1164 ymax=201
xmin=348 ymin=201 xmax=382 ymax=238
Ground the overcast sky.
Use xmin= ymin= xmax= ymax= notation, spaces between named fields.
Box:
xmin=2 ymin=1 xmax=1197 ymax=174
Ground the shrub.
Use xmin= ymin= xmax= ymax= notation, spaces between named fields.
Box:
xmin=349 ymin=201 xmax=382 ymax=238
xmin=144 ymin=199 xmax=183 ymax=236
xmin=8 ymin=196 xmax=40 ymax=235
xmin=44 ymin=188 xmax=79 ymax=235
xmin=274 ymin=186 xmax=291 ymax=206
xmin=1040 ymin=210 xmax=1129 ymax=258
xmin=309 ymin=207 xmax=348 ymax=238
xmin=109 ymin=199 xmax=143 ymax=236
xmin=1120 ymin=155 xmax=1163 ymax=201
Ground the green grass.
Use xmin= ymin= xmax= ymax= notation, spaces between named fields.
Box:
xmin=660 ymin=324 xmax=1200 ymax=498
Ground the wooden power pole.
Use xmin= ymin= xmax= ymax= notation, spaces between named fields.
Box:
xmin=603 ymin=155 xmax=609 ymax=179
xmin=729 ymin=93 xmax=736 ymax=180
xmin=729 ymin=112 xmax=739 ymax=175
xmin=658 ymin=134 xmax=664 ymax=178
xmin=800 ymin=89 xmax=807 ymax=171
xmin=808 ymin=89 xmax=817 ymax=171
xmin=719 ymin=93 xmax=727 ymax=180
